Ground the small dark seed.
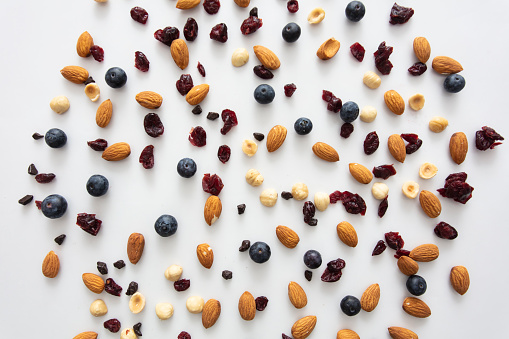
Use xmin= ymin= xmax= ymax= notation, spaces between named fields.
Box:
xmin=18 ymin=194 xmax=33 ymax=205
xmin=84 ymin=77 xmax=95 ymax=85
xmin=253 ymin=132 xmax=264 ymax=141
xmin=192 ymin=105 xmax=202 ymax=115
xmin=54 ymin=234 xmax=66 ymax=245
xmin=304 ymin=270 xmax=313 ymax=281
xmin=222 ymin=270 xmax=233 ymax=280
xmin=237 ymin=204 xmax=246 ymax=214
xmin=113 ymin=260 xmax=126 ymax=269
xmin=125 ymin=281 xmax=138 ymax=296
xmin=97 ymin=261 xmax=108 ymax=275
xmin=32 ymin=133 xmax=44 ymax=140
xmin=239 ymin=240 xmax=250 ymax=252
xmin=281 ymin=191 xmax=294 ymax=200
xmin=133 ymin=322 xmax=142 ymax=336
xmin=28 ymin=164 xmax=38 ymax=175
xmin=207 ymin=112 xmax=220 ymax=120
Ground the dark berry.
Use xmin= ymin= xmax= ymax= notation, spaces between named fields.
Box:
xmin=434 ymin=222 xmax=458 ymax=239
xmin=178 ymin=331 xmax=190 ymax=339
xmin=197 ymin=62 xmax=206 ymax=77
xmin=87 ymin=139 xmax=107 ymax=151
xmin=303 ymin=201 xmax=317 ymax=226
xmin=97 ymin=261 xmax=108 ymax=275
xmin=294 ymin=117 xmax=313 ymax=135
xmin=217 ymin=145 xmax=231 ymax=163
xmin=154 ymin=26 xmax=180 ymax=47
xmin=284 ymin=83 xmax=297 ymax=97
xmin=76 ymin=213 xmax=102 ymax=236
xmin=177 ymin=158 xmax=197 ymax=178
xmin=303 ymin=250 xmax=322 ymax=269
xmin=389 ymin=3 xmax=414 ymax=25
xmin=41 ymin=194 xmax=67 ymax=219
xmin=35 ymin=173 xmax=55 ymax=183
xmin=45 ymin=128 xmax=67 ymax=148
xmin=304 ymin=270 xmax=312 ymax=281
xmin=144 ymin=113 xmax=164 ymax=137
xmin=287 ymin=0 xmax=299 ymax=13
xmin=373 ymin=165 xmax=397 ymax=179
xmin=249 ymin=241 xmax=271 ymax=263
xmin=364 ymin=131 xmax=379 ymax=155
xmin=340 ymin=295 xmax=361 ymax=316
xmin=444 ymin=74 xmax=466 ymax=93
xmin=340 ymin=123 xmax=354 ymax=138
xmin=207 ymin=112 xmax=219 ymax=120
xmin=126 ymin=281 xmax=138 ymax=295
xmin=113 ymin=260 xmax=125 ymax=269
xmin=202 ymin=173 xmax=224 ymax=196
xmin=134 ymin=51 xmax=150 ymax=72
xmin=406 ymin=275 xmax=427 ymax=296
xmin=282 ymin=22 xmax=301 ymax=43
xmin=210 ymin=23 xmax=228 ymax=42
xmin=254 ymin=84 xmax=275 ymax=104
xmin=476 ymin=126 xmax=504 ymax=150
xmin=105 ymin=67 xmax=127 ymax=88
xmin=139 ymin=145 xmax=155 ymax=169
xmin=203 ymin=0 xmax=220 ymax=14
xmin=105 ymin=278 xmax=122 ymax=296
xmin=154 ymin=214 xmax=178 ymax=237
xmin=378 ymin=196 xmax=389 ymax=217
xmin=192 ymin=105 xmax=202 ymax=115
xmin=329 ymin=191 xmax=366 ymax=215
xmin=222 ymin=270 xmax=233 ymax=280
xmin=350 ymin=42 xmax=365 ymax=61
xmin=184 ymin=18 xmax=198 ymax=41
xmin=408 ymin=62 xmax=427 ymax=76
xmin=130 ymin=7 xmax=148 ymax=24
xmin=395 ymin=249 xmax=410 ymax=259
xmin=385 ymin=231 xmax=404 ymax=250
xmin=174 ymin=279 xmax=191 ymax=292
xmin=345 ymin=1 xmax=366 ymax=22
xmin=255 ymin=296 xmax=268 ymax=311
xmin=104 ymin=319 xmax=121 ymax=333
xmin=253 ymin=65 xmax=274 ymax=79
xmin=90 ymin=45 xmax=104 ymax=62
xmin=372 ymin=240 xmax=387 ymax=255
xmin=176 ymin=74 xmax=194 ymax=96
xmin=87 ymin=174 xmax=109 ymax=197
xmin=237 ymin=204 xmax=246 ymax=214
xmin=239 ymin=240 xmax=250 ymax=252
xmin=188 ymin=126 xmax=207 ymax=147
xmin=321 ymin=258 xmax=345 ymax=282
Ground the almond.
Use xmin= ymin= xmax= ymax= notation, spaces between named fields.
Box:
xmin=234 ymin=0 xmax=250 ymax=7
xmin=253 ymin=45 xmax=281 ymax=70
xmin=384 ymin=90 xmax=405 ymax=115
xmin=186 ymin=84 xmax=209 ymax=105
xmin=413 ymin=37 xmax=431 ymax=63
xmin=202 ymin=299 xmax=221 ymax=328
xmin=170 ymin=39 xmax=189 ymax=70
xmin=127 ymin=233 xmax=145 ymax=264
xmin=450 ymin=265 xmax=470 ymax=295
xmin=197 ymin=243 xmax=214 ymax=269
xmin=238 ymin=291 xmax=256 ymax=321
xmin=102 ymin=142 xmax=131 ymax=161
xmin=82 ymin=273 xmax=105 ymax=294
xmin=266 ymin=125 xmax=287 ymax=152
xmin=176 ymin=0 xmax=201 ymax=9
xmin=388 ymin=327 xmax=419 ymax=339
xmin=291 ymin=315 xmax=317 ymax=339
xmin=360 ymin=283 xmax=380 ymax=312
xmin=76 ymin=31 xmax=94 ymax=57
xmin=316 ymin=38 xmax=340 ymax=60
xmin=336 ymin=221 xmax=358 ymax=247
xmin=96 ymin=99 xmax=112 ymax=128
xmin=349 ymin=163 xmax=373 ymax=184
xmin=288 ymin=281 xmax=307 ymax=309
xmin=204 ymin=195 xmax=222 ymax=226
xmin=449 ymin=132 xmax=468 ymax=165
xmin=312 ymin=142 xmax=339 ymax=162
xmin=276 ymin=225 xmax=300 ymax=248
xmin=60 ymin=66 xmax=89 ymax=84
xmin=397 ymin=256 xmax=419 ymax=276
xmin=135 ymin=91 xmax=163 ymax=109
xmin=388 ymin=134 xmax=406 ymax=163
xmin=42 ymin=250 xmax=60 ymax=278
xmin=419 ymin=190 xmax=441 ymax=218
xmin=337 ymin=329 xmax=360 ymax=339
xmin=402 ymin=297 xmax=431 ymax=318
xmin=409 ymin=244 xmax=439 ymax=262
xmin=432 ymin=56 xmax=463 ymax=74
xmin=73 ymin=331 xmax=98 ymax=339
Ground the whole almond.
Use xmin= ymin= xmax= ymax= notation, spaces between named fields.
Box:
xmin=73 ymin=331 xmax=98 ymax=339
xmin=388 ymin=134 xmax=406 ymax=163
xmin=409 ymin=244 xmax=439 ymax=262
xmin=176 ymin=0 xmax=201 ymax=9
xmin=253 ymin=45 xmax=281 ymax=70
xmin=136 ymin=91 xmax=163 ymax=109
xmin=186 ymin=84 xmax=210 ymax=105
xmin=449 ymin=132 xmax=468 ymax=165
xmin=336 ymin=221 xmax=358 ymax=247
xmin=238 ymin=291 xmax=256 ymax=320
xmin=42 ymin=250 xmax=60 ymax=278
xmin=234 ymin=0 xmax=250 ymax=7
xmin=397 ymin=256 xmax=419 ymax=276
xmin=413 ymin=37 xmax=431 ymax=63
xmin=384 ymin=90 xmax=405 ymax=115
xmin=317 ymin=38 xmax=340 ymax=60
xmin=419 ymin=190 xmax=441 ymax=218
xmin=450 ymin=265 xmax=470 ymax=295
xmin=77 ymin=31 xmax=94 ymax=57
xmin=432 ymin=56 xmax=463 ymax=74
xmin=102 ymin=142 xmax=131 ymax=161
xmin=197 ymin=243 xmax=214 ymax=269
xmin=388 ymin=327 xmax=419 ymax=339
xmin=288 ymin=281 xmax=307 ymax=309
xmin=337 ymin=329 xmax=360 ymax=339
xmin=96 ymin=99 xmax=112 ymax=128
xmin=82 ymin=273 xmax=105 ymax=294
xmin=127 ymin=233 xmax=145 ymax=264
xmin=60 ymin=66 xmax=89 ymax=84
xmin=291 ymin=315 xmax=317 ymax=339
xmin=204 ymin=195 xmax=222 ymax=226
xmin=276 ymin=225 xmax=300 ymax=248
xmin=349 ymin=163 xmax=373 ymax=184
xmin=312 ymin=142 xmax=339 ymax=162
xmin=266 ymin=125 xmax=287 ymax=152
xmin=402 ymin=297 xmax=431 ymax=318
xmin=202 ymin=299 xmax=221 ymax=328
xmin=170 ymin=39 xmax=189 ymax=70
xmin=360 ymin=283 xmax=380 ymax=312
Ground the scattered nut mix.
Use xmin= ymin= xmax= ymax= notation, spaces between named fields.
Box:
xmin=260 ymin=188 xmax=278 ymax=207
xmin=164 ymin=264 xmax=183 ymax=281
xmin=231 ymin=47 xmax=249 ymax=67
xmin=242 ymin=139 xmax=258 ymax=156
xmin=129 ymin=292 xmax=146 ymax=314
xmin=360 ymin=105 xmax=377 ymax=122
xmin=186 ymin=295 xmax=205 ymax=313
xmin=429 ymin=116 xmax=449 ymax=133
xmin=291 ymin=182 xmax=309 ymax=200
xmin=90 ymin=299 xmax=108 ymax=317
xmin=155 ymin=302 xmax=174 ymax=320
xmin=408 ymin=93 xmax=425 ymax=110
xmin=402 ymin=181 xmax=420 ymax=199
xmin=49 ymin=95 xmax=70 ymax=114
xmin=314 ymin=192 xmax=330 ymax=212
xmin=308 ymin=7 xmax=325 ymax=24
xmin=245 ymin=168 xmax=264 ymax=186
xmin=372 ymin=182 xmax=389 ymax=200
xmin=419 ymin=162 xmax=438 ymax=179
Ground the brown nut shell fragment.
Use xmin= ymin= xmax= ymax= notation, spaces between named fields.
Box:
xmin=127 ymin=233 xmax=145 ymax=264
xmin=170 ymin=39 xmax=189 ymax=70
xmin=432 ymin=56 xmax=463 ymax=74
xmin=317 ymin=38 xmax=340 ymax=60
xmin=388 ymin=134 xmax=406 ymax=163
xmin=77 ymin=31 xmax=94 ymax=57
xmin=96 ymin=99 xmax=112 ymax=128
xmin=42 ymin=250 xmax=60 ymax=278
xmin=384 ymin=90 xmax=405 ymax=115
xmin=253 ymin=45 xmax=281 ymax=70
xmin=450 ymin=265 xmax=470 ymax=295
xmin=186 ymin=84 xmax=210 ymax=105
xmin=449 ymin=132 xmax=468 ymax=165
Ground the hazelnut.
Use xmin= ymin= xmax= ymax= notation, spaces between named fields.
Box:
xmin=242 ymin=139 xmax=258 ymax=157
xmin=155 ymin=302 xmax=174 ymax=320
xmin=84 ymin=83 xmax=100 ymax=102
xmin=360 ymin=106 xmax=377 ymax=123
xmin=129 ymin=292 xmax=146 ymax=314
xmin=245 ymin=169 xmax=264 ymax=186
xmin=164 ymin=264 xmax=183 ymax=281
xmin=308 ymin=7 xmax=325 ymax=24
xmin=363 ymin=71 xmax=381 ymax=89
xmin=186 ymin=295 xmax=204 ymax=314
xmin=291 ymin=183 xmax=309 ymax=201
xmin=260 ymin=188 xmax=278 ymax=207
xmin=120 ymin=328 xmax=138 ymax=339
xmin=89 ymin=299 xmax=108 ymax=317
xmin=419 ymin=163 xmax=438 ymax=179
xmin=408 ymin=93 xmax=425 ymax=111
xmin=372 ymin=183 xmax=389 ymax=200
xmin=231 ymin=48 xmax=249 ymax=67
xmin=429 ymin=116 xmax=449 ymax=133
xmin=402 ymin=181 xmax=420 ymax=199
xmin=49 ymin=95 xmax=70 ymax=114
xmin=314 ymin=192 xmax=330 ymax=212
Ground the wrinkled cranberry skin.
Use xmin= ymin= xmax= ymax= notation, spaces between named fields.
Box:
xmin=408 ymin=62 xmax=427 ymax=76
xmin=90 ymin=45 xmax=104 ymax=62
xmin=322 ymin=90 xmax=333 ymax=102
xmin=401 ymin=133 xmax=419 ymax=144
xmin=340 ymin=123 xmax=354 ymax=138
xmin=372 ymin=240 xmax=387 ymax=256
xmin=284 ymin=83 xmax=297 ymax=97
xmin=253 ymin=65 xmax=274 ymax=79
xmin=476 ymin=126 xmax=504 ymax=150
xmin=130 ymin=6 xmax=148 ymax=24
xmin=321 ymin=258 xmax=345 ymax=282
xmin=105 ymin=278 xmax=123 ymax=296
xmin=241 ymin=16 xmax=263 ymax=35
xmin=77 ymin=213 xmax=102 ymax=236
xmin=401 ymin=133 xmax=422 ymax=154
xmin=255 ymin=296 xmax=268 ymax=311
xmin=220 ymin=109 xmax=238 ymax=135
xmin=373 ymin=165 xmax=397 ymax=179
xmin=197 ymin=62 xmax=206 ymax=77
xmin=303 ymin=201 xmax=317 ymax=225
xmin=178 ymin=332 xmax=191 ymax=339
xmin=390 ymin=3 xmax=415 ymax=25
xmin=364 ymin=131 xmax=379 ymax=155
xmin=35 ymin=173 xmax=56 ymax=183
xmin=330 ymin=191 xmax=366 ymax=215
xmin=437 ymin=172 xmax=474 ymax=204
xmin=287 ymin=0 xmax=299 ymax=13
xmin=174 ymin=279 xmax=190 ymax=292
xmin=350 ymin=42 xmax=365 ymax=62
xmin=374 ymin=41 xmax=393 ymax=75
xmin=176 ymin=74 xmax=194 ymax=95
xmin=144 ymin=113 xmax=164 ymax=137
xmin=88 ymin=139 xmax=108 ymax=151
xmin=188 ymin=126 xmax=206 ymax=147
xmin=385 ymin=232 xmax=404 ymax=250
xmin=184 ymin=18 xmax=199 ymax=41
xmin=378 ymin=197 xmax=388 ymax=217
xmin=134 ymin=51 xmax=150 ymax=72
xmin=434 ymin=222 xmax=458 ymax=240
xmin=202 ymin=173 xmax=224 ymax=196
xmin=203 ymin=0 xmax=220 ymax=14
xmin=394 ymin=249 xmax=410 ymax=259
xmin=104 ymin=319 xmax=121 ymax=333
xmin=217 ymin=145 xmax=231 ymax=163
xmin=154 ymin=26 xmax=180 ymax=47
xmin=210 ymin=23 xmax=228 ymax=42
xmin=139 ymin=145 xmax=155 ymax=169
xmin=327 ymin=97 xmax=342 ymax=113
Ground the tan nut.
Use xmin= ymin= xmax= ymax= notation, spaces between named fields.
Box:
xmin=260 ymin=188 xmax=278 ymax=207
xmin=164 ymin=264 xmax=183 ymax=281
xmin=308 ymin=7 xmax=325 ymax=24
xmin=232 ymin=48 xmax=249 ymax=67
xmin=234 ymin=0 xmax=250 ymax=7
xmin=316 ymin=38 xmax=340 ymax=60
xmin=363 ymin=71 xmax=381 ymax=89
xmin=120 ymin=328 xmax=137 ymax=339
xmin=314 ymin=192 xmax=330 ymax=212
xmin=155 ymin=302 xmax=174 ymax=320
xmin=129 ymin=292 xmax=146 ymax=314
xmin=245 ymin=169 xmax=264 ymax=186
xmin=408 ymin=93 xmax=425 ymax=111
xmin=372 ymin=182 xmax=389 ymax=200
xmin=49 ymin=96 xmax=70 ymax=114
xmin=291 ymin=183 xmax=309 ymax=201
xmin=85 ymin=83 xmax=100 ymax=102
xmin=90 ymin=299 xmax=108 ymax=317
xmin=402 ymin=181 xmax=420 ymax=199
xmin=429 ymin=116 xmax=449 ymax=133
xmin=186 ymin=296 xmax=205 ymax=313
xmin=419 ymin=163 xmax=438 ymax=179
xmin=242 ymin=139 xmax=258 ymax=156
xmin=360 ymin=105 xmax=377 ymax=122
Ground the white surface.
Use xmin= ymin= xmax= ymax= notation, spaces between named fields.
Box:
xmin=2 ymin=0 xmax=509 ymax=338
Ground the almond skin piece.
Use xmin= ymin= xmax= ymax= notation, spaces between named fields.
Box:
xmin=450 ymin=265 xmax=470 ymax=295
xmin=238 ymin=291 xmax=256 ymax=321
xmin=419 ymin=190 xmax=441 ymax=218
xmin=82 ymin=273 xmax=105 ymax=294
xmin=388 ymin=327 xmax=418 ymax=339
xmin=337 ymin=329 xmax=360 ymax=339
xmin=449 ymin=132 xmax=468 ymax=165
xmin=288 ymin=281 xmax=307 ymax=309
xmin=136 ymin=91 xmax=163 ymax=109
xmin=413 ymin=37 xmax=431 ymax=63
xmin=388 ymin=134 xmax=406 ymax=163
xmin=336 ymin=221 xmax=358 ymax=247
xmin=202 ymin=299 xmax=221 ymax=328
xmin=197 ymin=243 xmax=214 ymax=269
xmin=60 ymin=66 xmax=89 ymax=84
xmin=102 ymin=142 xmax=131 ymax=161
xmin=266 ymin=125 xmax=287 ymax=152
xmin=127 ymin=233 xmax=145 ymax=264
xmin=176 ymin=0 xmax=201 ymax=9
xmin=360 ymin=283 xmax=380 ymax=312
xmin=317 ymin=38 xmax=340 ymax=60
xmin=402 ymin=297 xmax=431 ymax=318
xmin=253 ymin=45 xmax=281 ymax=70
xmin=276 ymin=225 xmax=300 ymax=248
xmin=204 ymin=195 xmax=222 ymax=226
xmin=384 ymin=90 xmax=405 ymax=115
xmin=397 ymin=256 xmax=419 ymax=276
xmin=291 ymin=315 xmax=317 ymax=339
xmin=73 ymin=331 xmax=98 ymax=339
xmin=170 ymin=39 xmax=189 ymax=70
xmin=312 ymin=142 xmax=339 ymax=162
xmin=96 ymin=99 xmax=113 ymax=128
xmin=349 ymin=163 xmax=373 ymax=184
xmin=77 ymin=31 xmax=94 ymax=57
xmin=42 ymin=250 xmax=60 ymax=278
xmin=409 ymin=244 xmax=439 ymax=262
xmin=432 ymin=56 xmax=463 ymax=74
xmin=186 ymin=84 xmax=209 ymax=105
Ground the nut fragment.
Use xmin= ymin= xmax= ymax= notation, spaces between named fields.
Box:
xmin=155 ymin=302 xmax=174 ymax=319
xmin=245 ymin=169 xmax=264 ymax=186
xmin=186 ymin=295 xmax=205 ymax=313
xmin=120 ymin=328 xmax=137 ymax=339
xmin=308 ymin=7 xmax=325 ymax=24
xmin=408 ymin=93 xmax=425 ymax=111
xmin=260 ymin=188 xmax=278 ymax=207
xmin=232 ymin=48 xmax=249 ymax=67
xmin=84 ymin=83 xmax=100 ymax=102
xmin=372 ymin=182 xmax=389 ymax=200
xmin=360 ymin=105 xmax=377 ymax=122
xmin=242 ymin=139 xmax=258 ymax=156
xmin=164 ymin=264 xmax=183 ymax=281
xmin=129 ymin=292 xmax=146 ymax=314
xmin=363 ymin=71 xmax=381 ymax=89
xmin=50 ymin=96 xmax=70 ymax=114
xmin=316 ymin=38 xmax=340 ymax=60
xmin=292 ymin=182 xmax=309 ymax=200
xmin=90 ymin=299 xmax=108 ymax=317
xmin=314 ymin=192 xmax=330 ymax=212
xmin=429 ymin=116 xmax=449 ymax=133
xmin=419 ymin=163 xmax=438 ymax=179
xmin=402 ymin=181 xmax=419 ymax=199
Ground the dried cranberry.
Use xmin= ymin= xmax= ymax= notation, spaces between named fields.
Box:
xmin=134 ymin=51 xmax=150 ymax=72
xmin=434 ymin=222 xmax=458 ymax=240
xmin=90 ymin=45 xmax=104 ymax=62
xmin=209 ymin=23 xmax=228 ymax=43
xmin=104 ymin=319 xmax=121 ymax=333
xmin=389 ymin=3 xmax=414 ymax=25
xmin=203 ymin=0 xmax=220 ymax=14
xmin=282 ymin=334 xmax=292 ymax=339
xmin=322 ymin=90 xmax=334 ymax=102
xmin=133 ymin=323 xmax=142 ymax=337
xmin=394 ymin=249 xmax=410 ymax=259
xmin=400 ymin=133 xmax=419 ymax=144
xmin=401 ymin=133 xmax=422 ymax=154
xmin=176 ymin=74 xmax=194 ymax=95
xmin=87 ymin=138 xmax=108 ymax=151
xmin=217 ymin=145 xmax=231 ymax=163
xmin=372 ymin=240 xmax=387 ymax=256
xmin=329 ymin=191 xmax=366 ymax=215
xmin=183 ymin=18 xmax=199 ymax=41
xmin=144 ymin=113 xmax=164 ymax=137
xmin=255 ymin=296 xmax=268 ymax=311
xmin=327 ymin=97 xmax=342 ymax=113
xmin=240 ymin=14 xmax=263 ymax=35
xmin=197 ymin=62 xmax=206 ymax=77
xmin=373 ymin=165 xmax=397 ymax=179
xmin=287 ymin=0 xmax=299 ymax=13
xmin=35 ymin=200 xmax=42 ymax=210
xmin=350 ymin=42 xmax=365 ymax=62
xmin=188 ymin=126 xmax=206 ymax=147
xmin=437 ymin=172 xmax=474 ymax=204
xmin=340 ymin=123 xmax=354 ymax=138
xmin=220 ymin=109 xmax=238 ymax=135
xmin=253 ymin=65 xmax=274 ymax=79
xmin=202 ymin=173 xmax=224 ymax=196
xmin=130 ymin=6 xmax=148 ymax=24
xmin=408 ymin=62 xmax=427 ymax=76
xmin=329 ymin=191 xmax=341 ymax=204
xmin=385 ymin=232 xmax=404 ymax=250
xmin=476 ymin=126 xmax=504 ymax=150
xmin=105 ymin=278 xmax=122 ymax=296
xmin=321 ymin=258 xmax=346 ymax=282
xmin=76 ymin=213 xmax=102 ymax=236
xmin=363 ymin=131 xmax=379 ymax=155
xmin=284 ymin=83 xmax=297 ymax=97
xmin=178 ymin=331 xmax=191 ymax=339
xmin=303 ymin=201 xmax=317 ymax=226
xmin=174 ymin=279 xmax=190 ymax=292
xmin=139 ymin=145 xmax=155 ymax=169
xmin=35 ymin=173 xmax=55 ymax=183
xmin=374 ymin=41 xmax=393 ymax=75
xmin=378 ymin=196 xmax=388 ymax=217
xmin=154 ymin=26 xmax=180 ymax=47
xmin=328 ymin=258 xmax=346 ymax=272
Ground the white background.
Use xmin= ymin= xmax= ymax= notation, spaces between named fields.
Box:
xmin=2 ymin=0 xmax=509 ymax=338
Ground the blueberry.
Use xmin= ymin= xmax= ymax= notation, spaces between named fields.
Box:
xmin=45 ymin=128 xmax=67 ymax=148
xmin=340 ymin=295 xmax=361 ymax=316
xmin=177 ymin=158 xmax=197 ymax=178
xmin=105 ymin=67 xmax=127 ymax=88
xmin=86 ymin=175 xmax=109 ymax=197
xmin=249 ymin=241 xmax=271 ymax=263
xmin=282 ymin=22 xmax=301 ymax=43
xmin=443 ymin=74 xmax=466 ymax=93
xmin=339 ymin=101 xmax=359 ymax=123
xmin=154 ymin=214 xmax=178 ymax=237
xmin=303 ymin=250 xmax=322 ymax=269
xmin=41 ymin=194 xmax=68 ymax=219
xmin=254 ymin=84 xmax=275 ymax=104
xmin=345 ymin=1 xmax=366 ymax=22
xmin=406 ymin=275 xmax=427 ymax=296
xmin=294 ymin=117 xmax=313 ymax=135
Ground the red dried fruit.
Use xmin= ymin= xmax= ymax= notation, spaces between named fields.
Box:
xmin=284 ymin=83 xmax=297 ymax=97
xmin=35 ymin=173 xmax=55 ymax=183
xmin=394 ymin=249 xmax=410 ymax=259
xmin=373 ymin=165 xmax=397 ymax=179
xmin=372 ymin=240 xmax=387 ymax=256
xmin=35 ymin=200 xmax=42 ymax=210
xmin=287 ymin=0 xmax=299 ymax=13
xmin=282 ymin=334 xmax=292 ymax=339
xmin=401 ymin=133 xmax=422 ymax=154
xmin=240 ymin=14 xmax=263 ymax=35
xmin=174 ymin=279 xmax=191 ymax=292
xmin=476 ymin=126 xmax=504 ymax=150
xmin=437 ymin=172 xmax=474 ymax=204
xmin=374 ymin=41 xmax=393 ymax=75
xmin=408 ymin=62 xmax=427 ymax=76
xmin=188 ymin=126 xmax=207 ymax=147
xmin=255 ymin=296 xmax=268 ymax=311
xmin=154 ymin=26 xmax=180 ymax=47
xmin=340 ymin=123 xmax=354 ymax=138
xmin=217 ymin=145 xmax=231 ymax=163
xmin=220 ymin=109 xmax=238 ymax=135
xmin=209 ymin=23 xmax=228 ymax=43
xmin=364 ymin=131 xmax=380 ymax=155
xmin=329 ymin=191 xmax=366 ymax=215
xmin=134 ymin=51 xmax=150 ymax=72
xmin=87 ymin=138 xmax=108 ymax=151
xmin=322 ymin=90 xmax=333 ymax=102
xmin=178 ymin=331 xmax=191 ymax=339
xmin=90 ymin=45 xmax=104 ymax=62
xmin=76 ymin=213 xmax=102 ymax=236
xmin=202 ymin=173 xmax=224 ymax=196
xmin=434 ymin=222 xmax=458 ymax=240
xmin=139 ymin=145 xmax=154 ymax=169
xmin=105 ymin=278 xmax=122 ymax=296
xmin=104 ymin=319 xmax=121 ymax=333
xmin=203 ymin=0 xmax=220 ymax=14
xmin=350 ymin=42 xmax=365 ymax=62
xmin=253 ymin=65 xmax=274 ymax=79
xmin=389 ymin=3 xmax=414 ymax=25
xmin=321 ymin=258 xmax=346 ymax=282
xmin=144 ymin=113 xmax=164 ymax=137
xmin=378 ymin=196 xmax=388 ymax=217
xmin=322 ymin=90 xmax=342 ymax=112
xmin=303 ymin=201 xmax=317 ymax=226
xmin=176 ymin=74 xmax=194 ymax=96
xmin=197 ymin=62 xmax=206 ymax=77
xmin=183 ymin=18 xmax=199 ymax=41
xmin=130 ymin=6 xmax=148 ymax=24
xmin=385 ymin=231 xmax=404 ymax=250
